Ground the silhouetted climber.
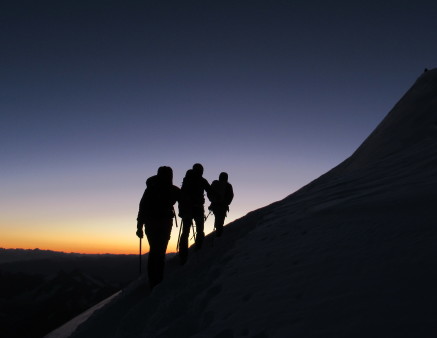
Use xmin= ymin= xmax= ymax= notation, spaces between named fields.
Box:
xmin=178 ymin=163 xmax=211 ymax=264
xmin=208 ymin=172 xmax=234 ymax=237
xmin=136 ymin=166 xmax=180 ymax=289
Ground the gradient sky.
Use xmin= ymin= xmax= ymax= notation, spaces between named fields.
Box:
xmin=1 ymin=0 xmax=436 ymax=254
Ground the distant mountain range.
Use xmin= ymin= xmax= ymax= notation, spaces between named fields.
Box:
xmin=0 ymin=248 xmax=125 ymax=263
xmin=0 ymin=248 xmax=143 ymax=338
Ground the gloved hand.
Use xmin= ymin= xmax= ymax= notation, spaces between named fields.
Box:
xmin=136 ymin=228 xmax=143 ymax=238
xmin=136 ymin=223 xmax=144 ymax=239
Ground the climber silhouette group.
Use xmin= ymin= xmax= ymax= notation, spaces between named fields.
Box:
xmin=136 ymin=163 xmax=234 ymax=289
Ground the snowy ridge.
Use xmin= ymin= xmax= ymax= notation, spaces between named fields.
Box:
xmin=69 ymin=70 xmax=437 ymax=337
xmin=338 ymin=68 xmax=437 ymax=172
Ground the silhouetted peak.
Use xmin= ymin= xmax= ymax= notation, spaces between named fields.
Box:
xmin=339 ymin=68 xmax=437 ymax=172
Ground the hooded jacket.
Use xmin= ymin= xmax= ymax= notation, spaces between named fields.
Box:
xmin=137 ymin=175 xmax=180 ymax=222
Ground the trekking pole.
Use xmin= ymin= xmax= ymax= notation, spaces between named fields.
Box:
xmin=139 ymin=237 xmax=142 ymax=275
xmin=176 ymin=220 xmax=183 ymax=252
xmin=173 ymin=207 xmax=178 ymax=228
xmin=191 ymin=221 xmax=197 ymax=242
xmin=204 ymin=210 xmax=212 ymax=221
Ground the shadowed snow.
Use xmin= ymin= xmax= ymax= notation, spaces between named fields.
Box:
xmin=64 ymin=69 xmax=437 ymax=338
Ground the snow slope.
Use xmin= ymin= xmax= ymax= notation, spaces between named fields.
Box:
xmin=69 ymin=69 xmax=437 ymax=338
xmin=45 ymin=291 xmax=121 ymax=338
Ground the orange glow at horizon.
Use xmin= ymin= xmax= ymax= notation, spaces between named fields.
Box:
xmin=1 ymin=211 xmax=243 ymax=255
xmin=3 ymin=232 xmax=199 ymax=255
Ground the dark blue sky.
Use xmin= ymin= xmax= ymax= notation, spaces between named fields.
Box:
xmin=1 ymin=0 xmax=436 ymax=252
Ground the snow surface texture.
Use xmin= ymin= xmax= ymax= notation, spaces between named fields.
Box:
xmin=45 ymin=291 xmax=121 ymax=338
xmin=69 ymin=69 xmax=437 ymax=338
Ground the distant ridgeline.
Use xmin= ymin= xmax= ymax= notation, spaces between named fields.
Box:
xmin=0 ymin=248 xmax=140 ymax=338
xmin=0 ymin=248 xmax=133 ymax=264
xmin=0 ymin=248 xmax=83 ymax=263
